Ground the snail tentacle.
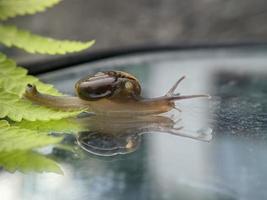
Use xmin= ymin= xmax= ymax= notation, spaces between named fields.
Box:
xmin=166 ymin=75 xmax=186 ymax=96
xmin=165 ymin=94 xmax=210 ymax=101
xmin=24 ymin=84 xmax=89 ymax=111
xmin=140 ymin=75 xmax=209 ymax=103
xmin=163 ymin=76 xmax=210 ymax=101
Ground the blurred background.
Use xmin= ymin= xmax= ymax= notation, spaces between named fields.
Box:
xmin=5 ymin=0 xmax=267 ymax=64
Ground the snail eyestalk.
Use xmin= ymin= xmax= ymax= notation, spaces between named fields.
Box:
xmin=166 ymin=75 xmax=186 ymax=96
xmin=24 ymin=84 xmax=88 ymax=111
xmin=165 ymin=76 xmax=210 ymax=101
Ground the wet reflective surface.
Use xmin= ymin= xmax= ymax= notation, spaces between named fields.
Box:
xmin=1 ymin=48 xmax=267 ymax=200
xmin=76 ymin=114 xmax=212 ymax=156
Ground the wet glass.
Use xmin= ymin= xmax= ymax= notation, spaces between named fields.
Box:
xmin=1 ymin=47 xmax=267 ymax=200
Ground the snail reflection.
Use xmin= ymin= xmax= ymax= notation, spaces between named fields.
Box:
xmin=24 ymin=70 xmax=212 ymax=156
xmin=76 ymin=114 xmax=212 ymax=156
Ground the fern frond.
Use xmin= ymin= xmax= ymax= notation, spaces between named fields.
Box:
xmin=0 ymin=25 xmax=95 ymax=54
xmin=0 ymin=150 xmax=63 ymax=174
xmin=0 ymin=120 xmax=9 ymax=127
xmin=0 ymin=53 xmax=83 ymax=121
xmin=15 ymin=118 xmax=84 ymax=133
xmin=0 ymin=52 xmax=61 ymax=96
xmin=0 ymin=0 xmax=61 ymax=20
xmin=0 ymin=120 xmax=62 ymax=151
xmin=0 ymin=89 xmax=82 ymax=122
xmin=0 ymin=120 xmax=63 ymax=174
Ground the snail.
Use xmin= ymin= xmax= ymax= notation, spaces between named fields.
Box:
xmin=24 ymin=71 xmax=209 ymax=116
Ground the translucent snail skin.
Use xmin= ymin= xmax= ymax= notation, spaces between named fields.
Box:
xmin=24 ymin=71 xmax=209 ymax=116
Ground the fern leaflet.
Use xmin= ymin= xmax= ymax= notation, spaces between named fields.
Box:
xmin=0 ymin=150 xmax=63 ymax=174
xmin=15 ymin=118 xmax=84 ymax=133
xmin=0 ymin=52 xmax=61 ymax=96
xmin=0 ymin=120 xmax=62 ymax=151
xmin=0 ymin=89 xmax=82 ymax=122
xmin=0 ymin=120 xmax=63 ymax=174
xmin=0 ymin=0 xmax=61 ymax=20
xmin=0 ymin=25 xmax=95 ymax=54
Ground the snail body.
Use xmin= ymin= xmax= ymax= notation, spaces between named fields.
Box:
xmin=24 ymin=71 xmax=208 ymax=116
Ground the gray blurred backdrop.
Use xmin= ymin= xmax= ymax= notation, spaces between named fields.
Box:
xmin=6 ymin=0 xmax=267 ymax=63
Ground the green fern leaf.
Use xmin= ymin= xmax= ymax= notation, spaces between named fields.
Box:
xmin=0 ymin=89 xmax=82 ymax=121
xmin=0 ymin=120 xmax=62 ymax=151
xmin=0 ymin=150 xmax=63 ymax=174
xmin=0 ymin=120 xmax=63 ymax=174
xmin=15 ymin=118 xmax=84 ymax=133
xmin=0 ymin=119 xmax=9 ymax=127
xmin=0 ymin=53 xmax=83 ymax=121
xmin=0 ymin=24 xmax=95 ymax=54
xmin=0 ymin=0 xmax=61 ymax=20
xmin=0 ymin=52 xmax=61 ymax=96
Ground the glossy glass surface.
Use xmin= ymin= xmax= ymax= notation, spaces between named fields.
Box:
xmin=1 ymin=48 xmax=267 ymax=200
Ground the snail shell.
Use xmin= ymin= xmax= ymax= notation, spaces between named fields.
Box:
xmin=75 ymin=71 xmax=141 ymax=101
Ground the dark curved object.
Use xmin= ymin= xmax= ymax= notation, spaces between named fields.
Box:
xmin=21 ymin=42 xmax=267 ymax=75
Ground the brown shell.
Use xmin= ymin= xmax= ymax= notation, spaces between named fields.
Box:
xmin=75 ymin=71 xmax=141 ymax=101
